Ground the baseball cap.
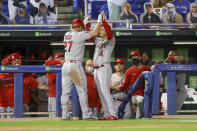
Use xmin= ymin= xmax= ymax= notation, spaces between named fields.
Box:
xmin=129 ymin=51 xmax=140 ymax=58
xmin=8 ymin=53 xmax=22 ymax=61
xmin=114 ymin=59 xmax=124 ymax=64
xmin=145 ymin=2 xmax=153 ymax=8
xmin=54 ymin=53 xmax=64 ymax=59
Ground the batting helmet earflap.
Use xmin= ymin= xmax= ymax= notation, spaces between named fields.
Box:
xmin=130 ymin=51 xmax=140 ymax=58
xmin=114 ymin=59 xmax=124 ymax=64
xmin=72 ymin=19 xmax=84 ymax=28
xmin=54 ymin=52 xmax=64 ymax=59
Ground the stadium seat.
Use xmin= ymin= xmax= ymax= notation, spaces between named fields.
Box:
xmin=87 ymin=0 xmax=109 ymax=20
xmin=2 ymin=1 xmax=9 ymax=17
xmin=128 ymin=0 xmax=150 ymax=22
xmin=72 ymin=0 xmax=84 ymax=13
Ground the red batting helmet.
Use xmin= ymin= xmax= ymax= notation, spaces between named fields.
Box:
xmin=8 ymin=53 xmax=22 ymax=61
xmin=114 ymin=59 xmax=124 ymax=64
xmin=72 ymin=19 xmax=84 ymax=28
xmin=54 ymin=52 xmax=64 ymax=59
xmin=2 ymin=57 xmax=10 ymax=65
xmin=130 ymin=51 xmax=140 ymax=58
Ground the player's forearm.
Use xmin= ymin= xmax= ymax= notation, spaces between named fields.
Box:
xmin=37 ymin=84 xmax=49 ymax=90
xmin=91 ymin=22 xmax=101 ymax=38
xmin=103 ymin=20 xmax=113 ymax=40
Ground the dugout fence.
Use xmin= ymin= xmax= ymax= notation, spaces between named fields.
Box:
xmin=0 ymin=65 xmax=62 ymax=118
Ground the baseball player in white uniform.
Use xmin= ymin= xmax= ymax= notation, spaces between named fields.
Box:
xmin=93 ymin=12 xmax=117 ymax=120
xmin=110 ymin=59 xmax=132 ymax=119
xmin=61 ymin=13 xmax=102 ymax=120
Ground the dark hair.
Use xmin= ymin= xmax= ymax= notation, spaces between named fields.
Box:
xmin=38 ymin=3 xmax=50 ymax=17
xmin=142 ymin=52 xmax=152 ymax=58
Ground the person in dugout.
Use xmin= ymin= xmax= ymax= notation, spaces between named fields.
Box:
xmin=110 ymin=59 xmax=132 ymax=119
xmin=45 ymin=52 xmax=65 ymax=117
xmin=0 ymin=53 xmax=49 ymax=118
xmin=164 ymin=50 xmax=186 ymax=111
xmin=84 ymin=59 xmax=100 ymax=119
xmin=117 ymin=51 xmax=151 ymax=119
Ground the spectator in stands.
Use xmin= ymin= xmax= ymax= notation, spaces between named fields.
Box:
xmin=0 ymin=0 xmax=9 ymax=24
xmin=187 ymin=3 xmax=197 ymax=23
xmin=34 ymin=2 xmax=57 ymax=24
xmin=8 ymin=0 xmax=28 ymax=23
xmin=14 ymin=4 xmax=33 ymax=24
xmin=162 ymin=3 xmax=183 ymax=23
xmin=173 ymin=0 xmax=190 ymax=22
xmin=30 ymin=0 xmax=54 ymax=17
xmin=107 ymin=0 xmax=126 ymax=20
xmin=140 ymin=2 xmax=161 ymax=23
xmin=119 ymin=2 xmax=138 ymax=27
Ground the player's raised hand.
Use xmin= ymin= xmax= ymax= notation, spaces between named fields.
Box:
xmin=97 ymin=12 xmax=103 ymax=23
xmin=84 ymin=14 xmax=90 ymax=25
xmin=102 ymin=11 xmax=106 ymax=21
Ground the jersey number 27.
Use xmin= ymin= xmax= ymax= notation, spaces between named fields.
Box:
xmin=64 ymin=41 xmax=73 ymax=52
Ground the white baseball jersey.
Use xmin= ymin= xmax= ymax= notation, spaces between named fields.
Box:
xmin=64 ymin=31 xmax=91 ymax=62
xmin=110 ymin=73 xmax=132 ymax=119
xmin=110 ymin=73 xmax=126 ymax=100
xmin=93 ymin=37 xmax=115 ymax=66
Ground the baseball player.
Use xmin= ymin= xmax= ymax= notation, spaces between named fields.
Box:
xmin=164 ymin=50 xmax=186 ymax=111
xmin=61 ymin=12 xmax=102 ymax=120
xmin=0 ymin=53 xmax=22 ymax=118
xmin=110 ymin=59 xmax=132 ymax=119
xmin=85 ymin=59 xmax=100 ymax=119
xmin=118 ymin=51 xmax=151 ymax=119
xmin=92 ymin=12 xmax=117 ymax=120
xmin=0 ymin=57 xmax=13 ymax=118
xmin=45 ymin=52 xmax=65 ymax=117
xmin=7 ymin=53 xmax=49 ymax=114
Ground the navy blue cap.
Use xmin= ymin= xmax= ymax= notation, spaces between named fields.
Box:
xmin=145 ymin=2 xmax=153 ymax=8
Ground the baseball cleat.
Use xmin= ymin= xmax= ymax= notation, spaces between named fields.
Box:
xmin=98 ymin=116 xmax=106 ymax=120
xmin=106 ymin=115 xmax=118 ymax=120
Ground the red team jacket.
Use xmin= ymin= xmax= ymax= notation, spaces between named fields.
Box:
xmin=120 ymin=65 xmax=151 ymax=96
xmin=45 ymin=59 xmax=61 ymax=97
xmin=0 ymin=73 xmax=39 ymax=107
xmin=86 ymin=73 xmax=100 ymax=108
xmin=23 ymin=76 xmax=39 ymax=106
xmin=0 ymin=73 xmax=14 ymax=107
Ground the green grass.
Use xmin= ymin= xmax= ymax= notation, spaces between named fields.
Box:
xmin=33 ymin=128 xmax=197 ymax=131
xmin=0 ymin=119 xmax=197 ymax=127
xmin=0 ymin=119 xmax=197 ymax=131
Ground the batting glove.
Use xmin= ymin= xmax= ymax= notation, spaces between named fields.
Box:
xmin=97 ymin=13 xmax=103 ymax=24
xmin=84 ymin=15 xmax=90 ymax=25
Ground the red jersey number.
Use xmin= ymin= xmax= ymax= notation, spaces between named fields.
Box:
xmin=64 ymin=41 xmax=73 ymax=52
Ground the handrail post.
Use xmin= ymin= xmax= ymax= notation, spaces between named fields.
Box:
xmin=167 ymin=72 xmax=176 ymax=115
xmin=14 ymin=73 xmax=23 ymax=118
xmin=56 ymin=72 xmax=62 ymax=117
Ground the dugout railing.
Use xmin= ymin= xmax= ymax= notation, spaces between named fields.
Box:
xmin=152 ymin=64 xmax=197 ymax=115
xmin=0 ymin=65 xmax=62 ymax=118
